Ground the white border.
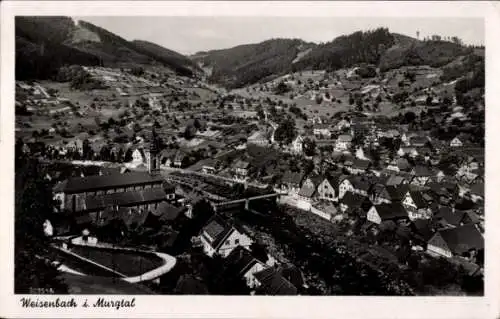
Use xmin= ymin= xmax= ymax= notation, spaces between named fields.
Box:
xmin=1 ymin=2 xmax=499 ymax=319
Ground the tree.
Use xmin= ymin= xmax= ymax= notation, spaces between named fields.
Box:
xmin=15 ymin=158 xmax=68 ymax=293
xmin=82 ymin=139 xmax=92 ymax=160
xmin=315 ymin=94 xmax=323 ymax=104
xmin=274 ymin=118 xmax=297 ymax=145
xmin=274 ymin=82 xmax=291 ymax=95
xmin=256 ymin=105 xmax=265 ymax=120
xmin=303 ymin=138 xmax=316 ymax=157
xmin=355 ymin=98 xmax=363 ymax=111
xmin=443 ymin=96 xmax=453 ymax=107
xmin=250 ymin=242 xmax=269 ymax=263
xmin=402 ymin=111 xmax=416 ymax=124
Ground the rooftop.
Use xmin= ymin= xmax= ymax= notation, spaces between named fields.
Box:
xmin=54 ymin=172 xmax=164 ymax=194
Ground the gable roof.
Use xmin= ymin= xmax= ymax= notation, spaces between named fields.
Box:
xmin=349 ymin=176 xmax=372 ymax=192
xmin=298 ymin=180 xmax=317 ymax=198
xmin=253 ymin=268 xmax=298 ymax=295
xmin=277 ymin=264 xmax=305 ymax=289
xmin=325 ymin=173 xmax=343 ymax=188
xmin=234 ymin=160 xmax=250 ymax=169
xmin=435 ymin=207 xmax=464 ymax=227
xmin=151 ymin=202 xmax=184 ymax=221
xmin=407 ymin=191 xmax=429 ymax=208
xmin=352 ymin=158 xmax=371 ymax=170
xmin=413 ymin=165 xmax=432 ymax=177
xmin=337 ymin=134 xmax=353 ymax=142
xmin=385 ymin=185 xmax=409 ymax=201
xmin=411 ymin=219 xmax=435 ymax=241
xmin=281 ymin=171 xmax=305 ymax=185
xmin=435 ymin=224 xmax=484 ymax=254
xmin=373 ymin=203 xmax=408 ymax=220
xmin=385 ymin=175 xmax=408 ymax=186
xmin=53 ymin=172 xmax=164 ymax=194
xmin=409 ymin=136 xmax=429 ymax=145
xmin=341 ymin=191 xmax=369 ymax=208
xmin=469 ymin=183 xmax=484 ymax=197
xmin=85 ymin=188 xmax=167 ymax=212
xmin=201 ymin=216 xmax=247 ymax=251
xmin=225 ymin=246 xmax=262 ymax=275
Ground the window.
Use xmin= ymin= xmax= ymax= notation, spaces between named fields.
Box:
xmin=235 ymin=239 xmax=240 ymax=245
xmin=225 ymin=240 xmax=230 ymax=245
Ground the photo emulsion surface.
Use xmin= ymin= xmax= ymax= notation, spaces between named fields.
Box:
xmin=14 ymin=16 xmax=485 ymax=296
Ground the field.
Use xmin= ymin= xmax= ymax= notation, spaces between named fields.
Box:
xmin=70 ymin=246 xmax=164 ymax=277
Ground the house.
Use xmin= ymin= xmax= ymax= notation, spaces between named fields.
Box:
xmin=149 ymin=201 xmax=183 ymax=224
xmin=409 ymin=136 xmax=429 ymax=147
xmin=378 ymin=128 xmax=400 ymax=139
xmin=279 ymin=171 xmax=305 ymax=195
xmin=427 ymin=224 xmax=484 ymax=260
xmin=410 ymin=219 xmax=435 ymax=247
xmin=66 ymin=139 xmax=84 ymax=156
xmin=339 ymin=192 xmax=371 ymax=217
xmin=366 ymin=203 xmax=408 ymax=224
xmin=334 ymin=119 xmax=351 ymax=131
xmin=433 ymin=206 xmax=466 ymax=229
xmin=347 ymin=158 xmax=371 ymax=175
xmin=316 ymin=174 xmax=342 ymax=202
xmin=199 ymin=216 xmax=254 ymax=258
xmin=401 ymin=131 xmax=417 ymax=145
xmin=291 ymin=135 xmax=304 ymax=154
xmin=397 ymin=146 xmax=418 ymax=158
xmin=384 ymin=174 xmax=409 ymax=186
xmin=253 ymin=267 xmax=298 ymax=295
xmin=173 ymin=151 xmax=187 ymax=168
xmin=370 ymin=184 xmax=408 ymax=205
xmin=201 ymin=158 xmax=218 ymax=174
xmin=450 ymin=134 xmax=471 ymax=148
xmin=349 ymin=177 xmax=372 ymax=197
xmin=52 ymin=171 xmax=166 ymax=213
xmin=159 ymin=149 xmax=176 ymax=167
xmin=296 ymin=176 xmax=320 ymax=209
xmin=233 ymin=160 xmax=250 ymax=180
xmin=131 ymin=148 xmax=147 ymax=166
xmin=402 ymin=190 xmax=433 ymax=220
xmin=338 ymin=177 xmax=354 ymax=199
xmin=313 ymin=124 xmax=331 ymax=138
xmin=225 ymin=246 xmax=268 ymax=289
xmin=355 ymin=147 xmax=371 ymax=161
xmin=335 ymin=134 xmax=353 ymax=152
xmin=410 ymin=165 xmax=433 ymax=186
xmin=468 ymin=183 xmax=484 ymax=203
xmin=387 ymin=158 xmax=411 ymax=172
xmin=457 ymin=157 xmax=482 ymax=181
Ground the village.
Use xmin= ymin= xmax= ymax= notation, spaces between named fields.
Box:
xmin=14 ymin=57 xmax=485 ymax=296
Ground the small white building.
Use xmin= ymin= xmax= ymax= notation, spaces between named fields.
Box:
xmin=291 ymin=135 xmax=304 ymax=154
xmin=335 ymin=134 xmax=353 ymax=152
xmin=200 ymin=218 xmax=254 ymax=258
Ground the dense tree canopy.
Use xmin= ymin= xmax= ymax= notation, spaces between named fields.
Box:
xmin=15 ymin=156 xmax=67 ymax=293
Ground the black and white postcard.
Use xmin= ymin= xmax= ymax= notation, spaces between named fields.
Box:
xmin=1 ymin=1 xmax=499 ymax=318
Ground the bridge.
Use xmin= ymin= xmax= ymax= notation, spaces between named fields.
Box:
xmin=212 ymin=193 xmax=280 ymax=212
xmin=163 ymin=174 xmax=227 ymax=201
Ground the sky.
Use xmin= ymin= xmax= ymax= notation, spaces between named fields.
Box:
xmin=74 ymin=16 xmax=484 ymax=56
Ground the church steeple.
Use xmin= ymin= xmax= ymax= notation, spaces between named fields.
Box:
xmin=148 ymin=126 xmax=161 ymax=175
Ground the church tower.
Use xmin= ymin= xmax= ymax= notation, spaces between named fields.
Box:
xmin=148 ymin=127 xmax=161 ymax=175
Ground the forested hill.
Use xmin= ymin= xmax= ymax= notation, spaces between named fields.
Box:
xmin=131 ymin=40 xmax=202 ymax=77
xmin=191 ymin=28 xmax=477 ymax=89
xmin=15 ymin=16 xmax=198 ymax=80
xmin=191 ymin=38 xmax=317 ymax=89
